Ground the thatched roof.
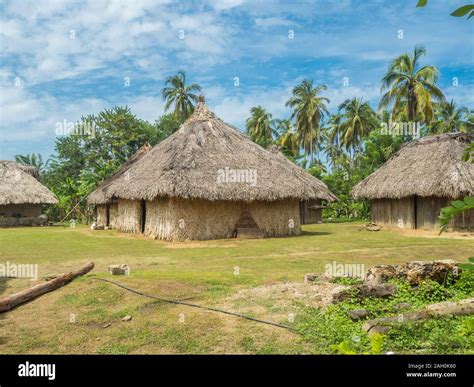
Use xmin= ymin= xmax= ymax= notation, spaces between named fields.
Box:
xmin=352 ymin=133 xmax=473 ymax=200
xmin=0 ymin=161 xmax=58 ymax=205
xmin=87 ymin=98 xmax=336 ymax=204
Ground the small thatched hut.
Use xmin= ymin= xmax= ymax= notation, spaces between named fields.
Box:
xmin=88 ymin=97 xmax=336 ymax=240
xmin=352 ymin=133 xmax=474 ymax=230
xmin=0 ymin=161 xmax=58 ymax=227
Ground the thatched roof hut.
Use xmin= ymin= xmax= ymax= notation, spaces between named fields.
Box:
xmin=0 ymin=161 xmax=57 ymax=226
xmin=352 ymin=133 xmax=473 ymax=230
xmin=0 ymin=161 xmax=57 ymax=205
xmin=88 ymin=97 xmax=336 ymax=240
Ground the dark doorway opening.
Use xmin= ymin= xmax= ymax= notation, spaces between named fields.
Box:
xmin=106 ymin=204 xmax=110 ymax=227
xmin=140 ymin=199 xmax=146 ymax=233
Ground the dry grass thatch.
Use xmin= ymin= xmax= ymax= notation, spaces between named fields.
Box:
xmin=87 ymin=99 xmax=336 ymax=204
xmin=352 ymin=133 xmax=474 ymax=200
xmin=0 ymin=161 xmax=58 ymax=205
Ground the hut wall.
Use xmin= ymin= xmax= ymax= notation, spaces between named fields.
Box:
xmin=371 ymin=196 xmax=474 ymax=231
xmin=371 ymin=198 xmax=415 ymax=229
xmin=415 ymin=197 xmax=448 ymax=230
xmin=96 ymin=205 xmax=107 ymax=226
xmin=109 ymin=202 xmax=118 ymax=228
xmin=115 ymin=199 xmax=141 ymax=233
xmin=0 ymin=203 xmax=42 ymax=218
xmin=299 ymin=200 xmax=322 ymax=224
xmin=144 ymin=197 xmax=301 ymax=241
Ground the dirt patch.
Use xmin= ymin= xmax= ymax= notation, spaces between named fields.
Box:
xmin=217 ymin=280 xmax=349 ymax=329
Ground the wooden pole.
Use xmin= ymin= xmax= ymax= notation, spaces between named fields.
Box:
xmin=0 ymin=262 xmax=94 ymax=313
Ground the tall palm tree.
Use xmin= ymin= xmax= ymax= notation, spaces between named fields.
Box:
xmin=379 ymin=45 xmax=445 ymax=123
xmin=339 ymin=97 xmax=379 ymax=160
xmin=275 ymin=119 xmax=299 ymax=157
xmin=286 ymin=80 xmax=329 ymax=165
xmin=324 ymin=113 xmax=344 ymax=168
xmin=431 ymin=100 xmax=471 ymax=133
xmin=162 ymin=71 xmax=201 ymax=121
xmin=245 ymin=106 xmax=277 ymax=148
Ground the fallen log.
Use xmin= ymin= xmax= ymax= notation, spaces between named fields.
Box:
xmin=0 ymin=262 xmax=94 ymax=313
xmin=362 ymin=298 xmax=474 ymax=335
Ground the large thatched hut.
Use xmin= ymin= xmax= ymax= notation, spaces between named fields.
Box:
xmin=352 ymin=133 xmax=473 ymax=230
xmin=87 ymin=97 xmax=336 ymax=240
xmin=0 ymin=161 xmax=58 ymax=227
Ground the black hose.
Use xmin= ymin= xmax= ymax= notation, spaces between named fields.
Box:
xmin=92 ymin=277 xmax=297 ymax=332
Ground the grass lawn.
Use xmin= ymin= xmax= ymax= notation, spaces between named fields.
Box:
xmin=0 ymin=222 xmax=472 ymax=354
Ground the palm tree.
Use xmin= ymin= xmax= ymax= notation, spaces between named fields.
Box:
xmin=338 ymin=97 xmax=379 ymax=160
xmin=286 ymin=80 xmax=329 ymax=165
xmin=162 ymin=71 xmax=201 ymax=121
xmin=431 ymin=100 xmax=471 ymax=133
xmin=324 ymin=113 xmax=344 ymax=167
xmin=246 ymin=106 xmax=277 ymax=147
xmin=379 ymin=45 xmax=445 ymax=123
xmin=275 ymin=119 xmax=298 ymax=157
xmin=14 ymin=153 xmax=49 ymax=175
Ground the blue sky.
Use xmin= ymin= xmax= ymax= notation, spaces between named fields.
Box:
xmin=1 ymin=0 xmax=473 ymax=160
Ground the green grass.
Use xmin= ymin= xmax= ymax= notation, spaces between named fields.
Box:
xmin=0 ymin=222 xmax=472 ymax=354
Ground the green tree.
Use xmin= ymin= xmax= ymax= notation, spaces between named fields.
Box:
xmin=338 ymin=97 xmax=379 ymax=160
xmin=275 ymin=119 xmax=299 ymax=157
xmin=162 ymin=71 xmax=201 ymax=121
xmin=379 ymin=45 xmax=445 ymax=123
xmin=286 ymin=80 xmax=329 ymax=165
xmin=246 ymin=106 xmax=277 ymax=148
xmin=431 ymin=100 xmax=472 ymax=133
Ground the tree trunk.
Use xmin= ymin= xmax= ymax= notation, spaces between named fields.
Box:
xmin=362 ymin=298 xmax=474 ymax=334
xmin=0 ymin=262 xmax=94 ymax=313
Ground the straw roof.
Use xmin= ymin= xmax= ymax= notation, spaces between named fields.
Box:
xmin=0 ymin=161 xmax=58 ymax=205
xmin=352 ymin=133 xmax=473 ymax=200
xmin=87 ymin=98 xmax=336 ymax=204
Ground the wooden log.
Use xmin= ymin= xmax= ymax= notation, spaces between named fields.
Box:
xmin=362 ymin=298 xmax=474 ymax=335
xmin=0 ymin=262 xmax=94 ymax=313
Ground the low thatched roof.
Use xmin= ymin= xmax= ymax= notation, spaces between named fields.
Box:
xmin=0 ymin=161 xmax=58 ymax=205
xmin=87 ymin=98 xmax=336 ymax=204
xmin=352 ymin=133 xmax=473 ymax=200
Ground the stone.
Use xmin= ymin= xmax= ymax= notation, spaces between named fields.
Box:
xmin=366 ymin=325 xmax=390 ymax=336
xmin=333 ymin=284 xmax=396 ymax=302
xmin=122 ymin=315 xmax=132 ymax=322
xmin=304 ymin=273 xmax=318 ymax=283
xmin=365 ymin=260 xmax=460 ymax=286
xmin=365 ymin=265 xmax=397 ymax=285
xmin=108 ymin=264 xmax=129 ymax=275
xmin=348 ymin=309 xmax=369 ymax=321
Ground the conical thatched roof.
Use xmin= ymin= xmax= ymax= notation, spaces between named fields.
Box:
xmin=87 ymin=143 xmax=152 ymax=204
xmin=0 ymin=161 xmax=58 ymax=205
xmin=87 ymin=98 xmax=336 ymax=204
xmin=352 ymin=133 xmax=473 ymax=200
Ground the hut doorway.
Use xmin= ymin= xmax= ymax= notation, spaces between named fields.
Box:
xmin=105 ymin=204 xmax=110 ymax=227
xmin=140 ymin=199 xmax=146 ymax=233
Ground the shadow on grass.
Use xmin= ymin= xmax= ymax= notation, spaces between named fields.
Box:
xmin=300 ymin=231 xmax=331 ymax=236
